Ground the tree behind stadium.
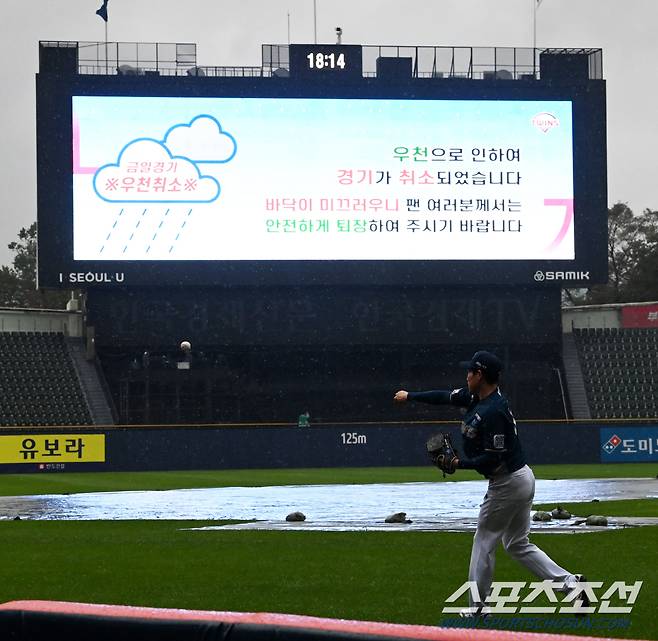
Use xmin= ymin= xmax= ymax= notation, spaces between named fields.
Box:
xmin=564 ymin=203 xmax=658 ymax=305
xmin=0 ymin=222 xmax=68 ymax=308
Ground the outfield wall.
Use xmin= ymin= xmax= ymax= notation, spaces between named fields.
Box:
xmin=0 ymin=422 xmax=656 ymax=473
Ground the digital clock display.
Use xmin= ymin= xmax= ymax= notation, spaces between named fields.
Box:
xmin=289 ymin=44 xmax=362 ymax=79
xmin=306 ymin=51 xmax=346 ymax=70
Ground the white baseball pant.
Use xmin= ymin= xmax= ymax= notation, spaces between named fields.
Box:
xmin=468 ymin=464 xmax=577 ymax=609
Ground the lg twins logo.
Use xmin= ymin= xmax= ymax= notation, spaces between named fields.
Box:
xmin=532 ymin=112 xmax=560 ymax=133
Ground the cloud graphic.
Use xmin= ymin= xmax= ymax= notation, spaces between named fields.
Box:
xmin=93 ymin=139 xmax=220 ymax=203
xmin=162 ymin=115 xmax=237 ymax=163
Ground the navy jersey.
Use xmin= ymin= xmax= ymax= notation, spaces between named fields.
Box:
xmin=408 ymin=387 xmax=526 ymax=478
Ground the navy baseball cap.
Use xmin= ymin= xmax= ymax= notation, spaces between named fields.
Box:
xmin=459 ymin=351 xmax=503 ymax=375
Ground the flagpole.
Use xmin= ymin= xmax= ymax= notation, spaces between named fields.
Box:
xmin=96 ymin=1 xmax=110 ymax=74
xmin=104 ymin=19 xmax=108 ymax=75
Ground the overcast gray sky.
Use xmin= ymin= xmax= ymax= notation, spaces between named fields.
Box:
xmin=1 ymin=0 xmax=656 ymax=267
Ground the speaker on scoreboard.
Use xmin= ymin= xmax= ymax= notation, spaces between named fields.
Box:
xmin=482 ymin=69 xmax=514 ymax=80
xmin=376 ymin=57 xmax=412 ymax=80
xmin=539 ymin=53 xmax=589 ymax=83
xmin=117 ymin=64 xmax=143 ymax=76
xmin=39 ymin=42 xmax=79 ymax=73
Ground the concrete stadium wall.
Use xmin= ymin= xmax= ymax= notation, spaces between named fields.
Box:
xmin=562 ymin=307 xmax=620 ymax=332
xmin=561 ymin=301 xmax=658 ymax=332
xmin=1 ymin=422 xmax=656 ymax=473
xmin=0 ymin=308 xmax=83 ymax=336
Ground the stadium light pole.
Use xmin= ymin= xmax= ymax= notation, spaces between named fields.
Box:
xmin=532 ymin=0 xmax=544 ymax=77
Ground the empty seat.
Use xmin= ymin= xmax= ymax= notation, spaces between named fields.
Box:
xmin=0 ymin=332 xmax=93 ymax=426
xmin=572 ymin=327 xmax=658 ymax=419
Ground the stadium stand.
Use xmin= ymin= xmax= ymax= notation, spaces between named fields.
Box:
xmin=86 ymin=286 xmax=567 ymax=425
xmin=0 ymin=332 xmax=92 ymax=426
xmin=96 ymin=343 xmax=564 ymax=424
xmin=1 ymin=302 xmax=654 ymax=427
xmin=572 ymin=327 xmax=658 ymax=419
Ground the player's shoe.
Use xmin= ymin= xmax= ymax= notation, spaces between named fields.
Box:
xmin=570 ymin=574 xmax=591 ymax=617
xmin=459 ymin=606 xmax=489 ymax=620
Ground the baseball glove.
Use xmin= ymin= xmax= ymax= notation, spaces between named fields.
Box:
xmin=426 ymin=432 xmax=459 ymax=476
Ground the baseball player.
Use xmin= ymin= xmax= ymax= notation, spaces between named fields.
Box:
xmin=394 ymin=350 xmax=588 ymax=616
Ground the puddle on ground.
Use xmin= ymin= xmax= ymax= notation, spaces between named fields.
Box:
xmin=0 ymin=477 xmax=656 ymax=532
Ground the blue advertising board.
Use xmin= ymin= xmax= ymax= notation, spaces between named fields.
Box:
xmin=600 ymin=427 xmax=658 ymax=462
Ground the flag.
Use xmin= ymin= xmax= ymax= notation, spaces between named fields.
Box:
xmin=96 ymin=0 xmax=109 ymax=22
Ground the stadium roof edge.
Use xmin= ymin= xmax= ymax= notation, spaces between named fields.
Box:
xmin=0 ymin=306 xmax=80 ymax=315
xmin=562 ymin=301 xmax=658 ymax=312
xmin=38 ymin=40 xmax=604 ymax=80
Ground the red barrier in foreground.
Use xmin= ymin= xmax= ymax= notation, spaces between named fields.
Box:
xmin=0 ymin=601 xmax=648 ymax=641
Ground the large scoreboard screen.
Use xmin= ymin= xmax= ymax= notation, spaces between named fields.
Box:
xmin=36 ymin=66 xmax=607 ymax=287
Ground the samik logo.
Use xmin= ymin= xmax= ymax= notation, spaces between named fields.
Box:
xmin=534 ymin=270 xmax=590 ymax=282
xmin=532 ymin=112 xmax=560 ymax=133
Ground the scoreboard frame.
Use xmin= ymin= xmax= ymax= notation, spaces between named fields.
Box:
xmin=36 ymin=70 xmax=608 ymax=288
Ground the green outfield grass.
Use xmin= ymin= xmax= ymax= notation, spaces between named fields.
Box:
xmin=0 ymin=520 xmax=654 ymax=639
xmin=1 ymin=464 xmax=656 ymax=638
xmin=0 ymin=462 xmax=656 ymax=496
